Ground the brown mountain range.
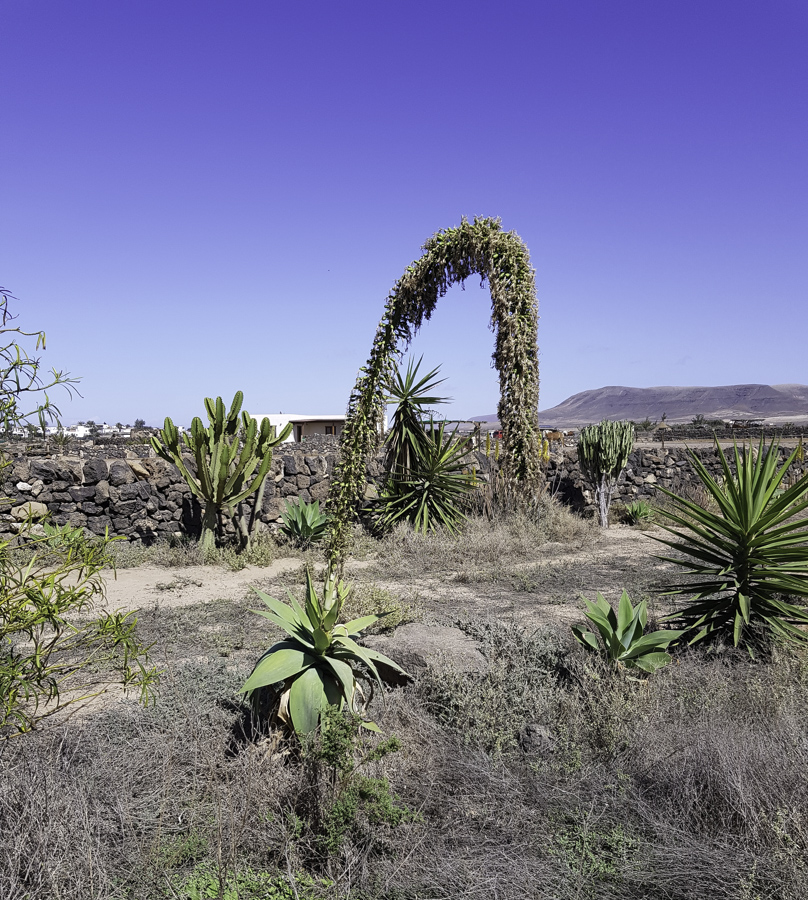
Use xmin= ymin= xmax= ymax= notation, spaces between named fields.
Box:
xmin=473 ymin=384 xmax=808 ymax=428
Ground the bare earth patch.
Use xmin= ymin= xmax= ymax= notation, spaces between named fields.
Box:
xmin=102 ymin=525 xmax=678 ymax=639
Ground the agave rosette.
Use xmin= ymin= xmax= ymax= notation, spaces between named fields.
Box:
xmin=280 ymin=498 xmax=330 ymax=546
xmin=240 ymin=568 xmax=406 ymax=733
xmin=572 ymin=590 xmax=684 ymax=673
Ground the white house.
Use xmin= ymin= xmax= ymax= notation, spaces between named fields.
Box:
xmin=251 ymin=414 xmax=346 ymax=444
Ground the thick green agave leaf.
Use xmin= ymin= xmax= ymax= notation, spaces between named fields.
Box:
xmin=240 ymin=646 xmax=316 ymax=694
xmin=289 ymin=666 xmax=342 ymax=734
xmin=571 ymin=625 xmax=601 ymax=652
xmin=630 ymin=652 xmax=672 ymax=673
xmin=340 ymin=614 xmax=380 ymax=635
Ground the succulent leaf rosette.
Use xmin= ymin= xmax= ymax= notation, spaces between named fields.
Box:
xmin=241 ymin=568 xmax=407 ymax=734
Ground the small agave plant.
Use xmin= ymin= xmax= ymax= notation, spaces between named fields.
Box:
xmin=240 ymin=568 xmax=406 ymax=734
xmin=280 ymin=498 xmax=330 ymax=547
xmin=572 ymin=590 xmax=684 ymax=673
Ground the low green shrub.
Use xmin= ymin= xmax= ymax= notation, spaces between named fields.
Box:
xmin=172 ymin=863 xmax=332 ymax=900
xmin=624 ymin=499 xmax=653 ymax=525
xmin=296 ymin=706 xmax=418 ymax=864
xmin=0 ymin=522 xmax=157 ymax=737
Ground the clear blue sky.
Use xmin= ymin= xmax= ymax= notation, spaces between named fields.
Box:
xmin=2 ymin=0 xmax=806 ymax=426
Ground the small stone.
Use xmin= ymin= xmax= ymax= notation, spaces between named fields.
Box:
xmin=11 ymin=501 xmax=49 ymax=521
xmin=518 ymin=724 xmax=557 ymax=754
xmin=128 ymin=459 xmax=150 ymax=479
xmin=82 ymin=458 xmax=108 ymax=485
xmin=95 ymin=480 xmax=110 ymax=503
xmin=16 ymin=482 xmax=32 ymax=492
xmin=109 ymin=461 xmax=135 ymax=486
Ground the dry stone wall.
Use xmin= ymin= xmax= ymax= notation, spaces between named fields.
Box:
xmin=2 ymin=440 xmax=806 ymax=542
xmin=548 ymin=445 xmax=808 ymax=513
xmin=0 ymin=442 xmax=350 ymax=544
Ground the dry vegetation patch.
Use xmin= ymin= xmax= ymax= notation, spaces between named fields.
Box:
xmin=3 ymin=507 xmax=808 ymax=899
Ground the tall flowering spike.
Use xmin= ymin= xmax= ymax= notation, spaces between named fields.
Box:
xmin=327 ymin=217 xmax=540 ymax=570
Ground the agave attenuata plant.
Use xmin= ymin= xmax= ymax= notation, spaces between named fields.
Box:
xmin=240 ymin=568 xmax=406 ymax=734
xmin=572 ymin=590 xmax=683 ymax=673
xmin=655 ymin=439 xmax=808 ymax=648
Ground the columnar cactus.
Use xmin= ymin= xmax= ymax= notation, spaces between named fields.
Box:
xmin=577 ymin=419 xmax=635 ymax=527
xmin=151 ymin=392 xmax=292 ymax=551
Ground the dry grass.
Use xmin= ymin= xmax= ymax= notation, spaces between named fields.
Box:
xmin=108 ymin=532 xmax=301 ymax=571
xmin=370 ymin=497 xmax=595 ymax=581
xmin=2 ymin=626 xmax=808 ymax=899
xmin=3 ymin=502 xmax=808 ymax=900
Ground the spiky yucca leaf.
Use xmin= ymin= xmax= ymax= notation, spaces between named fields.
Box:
xmin=655 ymin=438 xmax=808 ymax=648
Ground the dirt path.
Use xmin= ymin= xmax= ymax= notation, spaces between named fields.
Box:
xmin=102 ymin=526 xmax=676 ymax=635
xmin=102 ymin=559 xmax=305 ymax=613
xmin=361 ymin=525 xmax=675 ymax=629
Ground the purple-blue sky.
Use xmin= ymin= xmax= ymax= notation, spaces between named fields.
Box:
xmin=2 ymin=0 xmax=806 ymax=426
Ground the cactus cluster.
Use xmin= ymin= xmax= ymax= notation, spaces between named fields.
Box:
xmin=151 ymin=392 xmax=292 ymax=551
xmin=577 ymin=419 xmax=635 ymax=528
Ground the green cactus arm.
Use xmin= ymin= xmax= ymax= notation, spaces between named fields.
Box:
xmin=151 ymin=417 xmax=205 ymax=499
xmin=267 ymin=420 xmax=293 ymax=446
xmin=190 ymin=418 xmax=215 ymax=499
xmin=226 ymin=452 xmax=275 ymax=507
xmin=211 ymin=439 xmax=233 ymax=504
xmin=226 ymin=391 xmax=244 ymax=432
xmin=229 ymin=416 xmax=259 ymax=480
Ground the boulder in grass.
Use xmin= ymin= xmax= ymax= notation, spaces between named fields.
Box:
xmin=363 ymin=623 xmax=487 ymax=686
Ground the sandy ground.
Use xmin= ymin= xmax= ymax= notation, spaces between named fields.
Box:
xmin=102 ymin=526 xmax=672 ymax=632
xmin=102 ymin=558 xmax=306 ymax=614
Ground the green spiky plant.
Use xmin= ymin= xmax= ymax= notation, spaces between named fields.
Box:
xmin=655 ymin=439 xmax=808 ymax=648
xmin=281 ymin=498 xmax=330 ymax=547
xmin=383 ymin=356 xmax=449 ymax=480
xmin=625 ymin=499 xmax=653 ymax=525
xmin=572 ymin=591 xmax=684 ymax=673
xmin=326 ymin=217 xmax=541 ymax=572
xmin=577 ymin=420 xmax=635 ymax=528
xmin=240 ymin=568 xmax=406 ymax=734
xmin=379 ymin=420 xmax=474 ymax=534
xmin=151 ymin=392 xmax=292 ymax=552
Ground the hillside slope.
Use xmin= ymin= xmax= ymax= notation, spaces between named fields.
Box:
xmin=474 ymin=384 xmax=808 ymax=427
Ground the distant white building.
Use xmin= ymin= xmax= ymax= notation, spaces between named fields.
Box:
xmin=251 ymin=414 xmax=346 ymax=444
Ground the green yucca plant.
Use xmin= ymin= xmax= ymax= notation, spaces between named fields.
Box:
xmin=655 ymin=439 xmax=808 ymax=648
xmin=240 ymin=568 xmax=406 ymax=734
xmin=280 ymin=498 xmax=330 ymax=547
xmin=379 ymin=420 xmax=474 ymax=534
xmin=384 ymin=356 xmax=450 ymax=480
xmin=572 ymin=590 xmax=684 ymax=673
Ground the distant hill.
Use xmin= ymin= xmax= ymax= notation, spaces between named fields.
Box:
xmin=472 ymin=384 xmax=808 ymax=428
